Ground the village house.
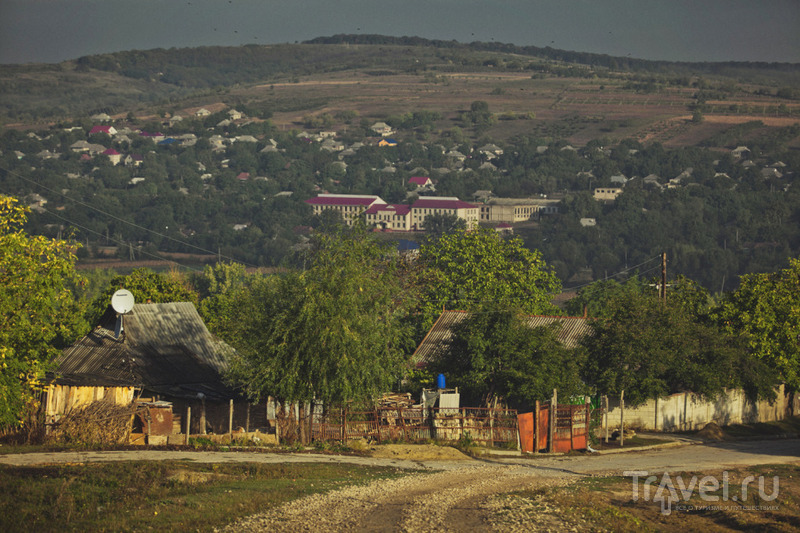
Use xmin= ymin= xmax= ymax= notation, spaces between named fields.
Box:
xmin=89 ymin=125 xmax=117 ymax=136
xmin=45 ymin=302 xmax=268 ymax=444
xmin=407 ymin=176 xmax=434 ymax=190
xmin=593 ymin=188 xmax=623 ymax=201
xmin=102 ymin=148 xmax=123 ymax=166
xmin=370 ymin=121 xmax=393 ymax=136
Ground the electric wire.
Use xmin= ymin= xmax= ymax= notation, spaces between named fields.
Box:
xmin=0 ymin=163 xmax=260 ymax=268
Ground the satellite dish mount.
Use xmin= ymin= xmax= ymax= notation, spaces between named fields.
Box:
xmin=111 ymin=289 xmax=135 ymax=339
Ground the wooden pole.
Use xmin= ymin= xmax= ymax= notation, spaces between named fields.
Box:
xmin=185 ymin=406 xmax=191 ymax=445
xmin=549 ymin=388 xmax=557 ymax=453
xmin=661 ymin=252 xmax=667 ymax=302
xmin=534 ymin=400 xmax=540 ymax=454
xmin=246 ymin=403 xmax=251 ymax=433
xmin=620 ymin=390 xmax=625 ymax=448
xmin=200 ymin=398 xmax=207 ymax=435
xmin=228 ymin=399 xmax=234 ymax=438
xmin=604 ymin=395 xmax=609 ymax=444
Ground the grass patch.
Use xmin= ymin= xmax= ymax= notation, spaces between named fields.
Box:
xmin=0 ymin=461 xmax=412 ymax=532
xmin=592 ymin=436 xmax=674 ymax=450
xmin=491 ymin=464 xmax=800 ymax=532
xmin=722 ymin=416 xmax=800 ymax=438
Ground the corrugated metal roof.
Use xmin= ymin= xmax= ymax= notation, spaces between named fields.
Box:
xmin=411 ymin=310 xmax=592 ymax=367
xmin=51 ymin=302 xmax=237 ymax=400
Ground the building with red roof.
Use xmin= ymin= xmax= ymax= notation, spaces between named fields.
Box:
xmin=305 ymin=194 xmax=385 ymax=226
xmin=411 ymin=197 xmax=479 ymax=230
xmin=408 ymin=176 xmax=433 ymax=188
xmin=364 ymin=203 xmax=412 ymax=231
xmin=89 ymin=125 xmax=117 ymax=136
xmin=101 ymin=148 xmax=122 ymax=165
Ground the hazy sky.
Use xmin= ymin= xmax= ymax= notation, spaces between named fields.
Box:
xmin=1 ymin=0 xmax=798 ymax=64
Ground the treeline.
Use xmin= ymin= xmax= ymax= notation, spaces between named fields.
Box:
xmin=307 ymin=34 xmax=800 ymax=81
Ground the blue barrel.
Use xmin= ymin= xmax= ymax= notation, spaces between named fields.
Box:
xmin=437 ymin=373 xmax=446 ymax=389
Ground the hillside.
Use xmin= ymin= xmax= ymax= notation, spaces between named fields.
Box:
xmin=1 ymin=37 xmax=799 ymax=291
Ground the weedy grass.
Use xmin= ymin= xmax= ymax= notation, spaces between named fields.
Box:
xmin=0 ymin=460 xmax=411 ymax=532
xmin=497 ymin=464 xmax=800 ymax=532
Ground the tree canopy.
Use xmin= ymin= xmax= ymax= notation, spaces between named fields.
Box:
xmin=430 ymin=306 xmax=585 ymax=409
xmin=418 ymin=228 xmax=561 ymax=329
xmin=582 ymin=289 xmax=776 ymax=406
xmin=714 ymin=257 xmax=800 ymax=391
xmin=85 ymin=267 xmax=198 ymax=326
xmin=224 ymin=230 xmax=415 ymax=405
xmin=0 ymin=195 xmax=87 ymax=428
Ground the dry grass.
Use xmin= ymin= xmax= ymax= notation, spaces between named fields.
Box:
xmin=49 ymin=401 xmax=138 ymax=446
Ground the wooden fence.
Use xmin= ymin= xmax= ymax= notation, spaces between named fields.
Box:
xmin=311 ymin=407 xmax=519 ymax=447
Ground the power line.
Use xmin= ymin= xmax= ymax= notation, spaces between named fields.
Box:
xmin=0 ymin=163 xmax=260 ymax=269
xmin=42 ymin=208 xmax=205 ymax=273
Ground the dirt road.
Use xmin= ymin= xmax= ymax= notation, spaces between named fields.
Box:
xmin=2 ymin=439 xmax=798 ymax=532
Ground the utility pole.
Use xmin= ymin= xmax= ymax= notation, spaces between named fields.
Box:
xmin=660 ymin=252 xmax=667 ymax=302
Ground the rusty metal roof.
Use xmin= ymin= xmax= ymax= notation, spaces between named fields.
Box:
xmin=51 ymin=302 xmax=238 ymax=400
xmin=411 ymin=310 xmax=593 ymax=367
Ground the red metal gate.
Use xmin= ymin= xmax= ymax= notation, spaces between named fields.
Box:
xmin=518 ymin=403 xmax=588 ymax=453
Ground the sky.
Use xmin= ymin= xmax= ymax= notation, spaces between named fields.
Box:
xmin=0 ymin=0 xmax=798 ymax=65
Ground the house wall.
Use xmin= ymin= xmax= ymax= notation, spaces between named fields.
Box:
xmin=604 ymin=385 xmax=795 ymax=432
xmin=44 ymin=384 xmax=136 ymax=421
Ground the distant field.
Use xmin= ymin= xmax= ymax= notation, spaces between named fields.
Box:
xmin=221 ymin=69 xmax=800 ymax=147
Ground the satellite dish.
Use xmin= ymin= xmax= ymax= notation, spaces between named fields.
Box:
xmin=111 ymin=289 xmax=135 ymax=314
xmin=111 ymin=289 xmax=135 ymax=339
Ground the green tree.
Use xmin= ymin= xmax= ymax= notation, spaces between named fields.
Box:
xmin=224 ymin=230 xmax=414 ymax=406
xmin=418 ymin=228 xmax=561 ymax=326
xmin=422 ymin=212 xmax=467 ymax=241
xmin=0 ymin=196 xmax=87 ymax=428
xmin=714 ymin=258 xmax=800 ymax=391
xmin=583 ymin=291 xmax=775 ymax=406
xmin=191 ymin=262 xmax=248 ymax=335
xmin=432 ymin=306 xmax=585 ymax=408
xmin=86 ymin=267 xmax=198 ymax=326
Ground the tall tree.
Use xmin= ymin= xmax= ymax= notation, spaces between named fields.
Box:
xmin=224 ymin=230 xmax=415 ymax=405
xmin=85 ymin=267 xmax=198 ymax=325
xmin=0 ymin=196 xmax=87 ymax=428
xmin=714 ymin=258 xmax=800 ymax=391
xmin=583 ymin=290 xmax=776 ymax=406
xmin=418 ymin=227 xmax=561 ymax=329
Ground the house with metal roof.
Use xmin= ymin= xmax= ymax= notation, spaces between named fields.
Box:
xmin=411 ymin=310 xmax=592 ymax=368
xmin=44 ymin=302 xmax=251 ymax=441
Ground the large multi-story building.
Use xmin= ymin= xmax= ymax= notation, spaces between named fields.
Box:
xmin=411 ymin=197 xmax=480 ymax=230
xmin=364 ymin=203 xmax=412 ymax=231
xmin=304 ymin=194 xmax=384 ymax=226
xmin=478 ymin=198 xmax=560 ymax=223
xmin=305 ymin=194 xmax=481 ymax=231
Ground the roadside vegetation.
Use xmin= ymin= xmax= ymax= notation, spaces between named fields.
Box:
xmin=490 ymin=464 xmax=800 ymax=532
xmin=0 ymin=461 xmax=412 ymax=533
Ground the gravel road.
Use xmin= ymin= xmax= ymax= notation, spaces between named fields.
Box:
xmin=3 ymin=438 xmax=798 ymax=532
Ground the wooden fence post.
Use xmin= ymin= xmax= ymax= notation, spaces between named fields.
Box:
xmin=620 ymin=389 xmax=625 ymax=448
xmin=228 ymin=399 xmax=234 ymax=438
xmin=549 ymin=388 xmax=557 ymax=453
xmin=604 ymin=395 xmax=609 ymax=444
xmin=185 ymin=406 xmax=191 ymax=445
xmin=534 ymin=400 xmax=540 ymax=454
xmin=246 ymin=403 xmax=251 ymax=433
